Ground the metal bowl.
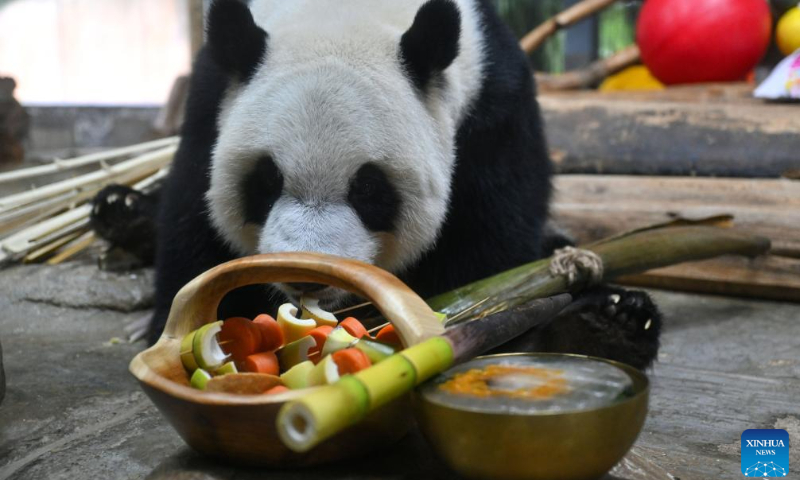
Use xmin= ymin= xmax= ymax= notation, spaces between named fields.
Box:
xmin=415 ymin=353 xmax=649 ymax=480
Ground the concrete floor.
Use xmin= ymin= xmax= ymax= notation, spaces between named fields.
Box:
xmin=0 ymin=259 xmax=798 ymax=480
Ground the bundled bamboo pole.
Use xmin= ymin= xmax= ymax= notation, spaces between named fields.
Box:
xmin=1 ymin=167 xmax=170 ymax=265
xmin=0 ymin=192 xmax=76 ymax=237
xmin=0 ymin=137 xmax=177 ymax=185
xmin=0 ymin=145 xmax=175 ymax=213
xmin=277 ymin=226 xmax=770 ymax=451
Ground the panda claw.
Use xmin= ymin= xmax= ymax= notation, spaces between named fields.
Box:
xmin=107 ymin=193 xmax=120 ymax=204
xmin=609 ymin=294 xmax=621 ymax=304
xmin=125 ymin=193 xmax=136 ymax=208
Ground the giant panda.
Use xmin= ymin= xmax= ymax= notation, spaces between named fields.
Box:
xmin=92 ymin=0 xmax=661 ymax=369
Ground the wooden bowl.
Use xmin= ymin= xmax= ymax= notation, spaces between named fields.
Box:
xmin=129 ymin=252 xmax=444 ymax=466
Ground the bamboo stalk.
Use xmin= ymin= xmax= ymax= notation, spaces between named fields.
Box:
xmin=520 ymin=0 xmax=620 ymax=54
xmin=47 ymin=232 xmax=97 ymax=265
xmin=0 ymin=168 xmax=169 ymax=264
xmin=1 ymin=205 xmax=91 ymax=257
xmin=536 ymin=45 xmax=641 ymax=91
xmin=0 ymin=137 xmax=177 ymax=185
xmin=277 ymin=295 xmax=573 ymax=452
xmin=0 ymin=168 xmax=168 ymax=248
xmin=23 ymin=230 xmax=83 ymax=263
xmin=277 ymin=226 xmax=770 ymax=451
xmin=429 ymin=226 xmax=769 ymax=325
xmin=0 ymin=192 xmax=76 ymax=237
xmin=0 ymin=145 xmax=175 ymax=213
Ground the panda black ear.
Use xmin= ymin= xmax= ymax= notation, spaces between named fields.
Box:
xmin=207 ymin=0 xmax=268 ymax=82
xmin=399 ymin=0 xmax=461 ymax=91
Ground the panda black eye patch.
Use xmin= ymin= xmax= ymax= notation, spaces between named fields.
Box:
xmin=241 ymin=155 xmax=284 ymax=225
xmin=347 ymin=163 xmax=400 ymax=232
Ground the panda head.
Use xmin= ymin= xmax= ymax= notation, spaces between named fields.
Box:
xmin=205 ymin=0 xmax=466 ymax=305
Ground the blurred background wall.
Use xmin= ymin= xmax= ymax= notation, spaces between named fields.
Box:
xmin=0 ymin=0 xmax=191 ymax=105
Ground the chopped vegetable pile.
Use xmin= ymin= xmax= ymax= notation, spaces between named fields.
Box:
xmin=179 ymin=298 xmax=403 ymax=395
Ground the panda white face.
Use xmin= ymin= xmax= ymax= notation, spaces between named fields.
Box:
xmin=204 ymin=0 xmax=484 ymax=305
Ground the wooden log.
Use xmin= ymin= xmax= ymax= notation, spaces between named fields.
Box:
xmin=552 ymin=175 xmax=800 ymax=256
xmin=541 ymin=88 xmax=800 ymax=178
xmin=617 ymin=255 xmax=800 ymax=303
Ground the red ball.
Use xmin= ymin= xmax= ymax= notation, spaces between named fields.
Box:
xmin=637 ymin=0 xmax=772 ymax=84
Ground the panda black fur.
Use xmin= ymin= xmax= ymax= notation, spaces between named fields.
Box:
xmin=91 ymin=0 xmax=661 ymax=369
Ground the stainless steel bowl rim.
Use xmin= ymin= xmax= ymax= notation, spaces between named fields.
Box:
xmin=417 ymin=352 xmax=650 ymax=417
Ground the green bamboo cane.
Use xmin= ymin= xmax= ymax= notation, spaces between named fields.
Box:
xmin=277 ymin=226 xmax=770 ymax=452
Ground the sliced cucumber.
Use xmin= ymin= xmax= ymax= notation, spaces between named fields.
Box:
xmin=307 ymin=355 xmax=340 ymax=386
xmin=355 ymin=338 xmax=396 ymax=364
xmin=190 ymin=368 xmax=212 ymax=390
xmin=300 ymin=296 xmax=338 ymax=327
xmin=180 ymin=330 xmax=199 ymax=372
xmin=214 ymin=361 xmax=238 ymax=375
xmin=192 ymin=321 xmax=228 ymax=370
xmin=280 ymin=360 xmax=315 ymax=389
xmin=277 ymin=336 xmax=317 ymax=371
xmin=277 ymin=303 xmax=317 ymax=343
xmin=321 ymin=326 xmax=358 ymax=357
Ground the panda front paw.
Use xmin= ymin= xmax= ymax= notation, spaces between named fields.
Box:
xmin=535 ymin=286 xmax=662 ymax=370
xmin=90 ymin=184 xmax=158 ymax=264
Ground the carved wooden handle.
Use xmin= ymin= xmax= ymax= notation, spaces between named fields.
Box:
xmin=160 ymin=252 xmax=444 ymax=346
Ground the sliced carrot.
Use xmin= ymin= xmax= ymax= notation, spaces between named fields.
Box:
xmin=340 ymin=317 xmax=368 ymax=339
xmin=332 ymin=348 xmax=372 ymax=375
xmin=307 ymin=325 xmax=334 ymax=352
xmin=264 ymin=385 xmax=290 ymax=395
xmin=243 ymin=351 xmax=280 ymax=376
xmin=219 ymin=317 xmax=262 ymax=363
xmin=375 ymin=324 xmax=401 ymax=347
xmin=253 ymin=314 xmax=284 ymax=351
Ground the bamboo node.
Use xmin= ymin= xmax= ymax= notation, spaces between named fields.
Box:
xmin=549 ymin=246 xmax=604 ymax=286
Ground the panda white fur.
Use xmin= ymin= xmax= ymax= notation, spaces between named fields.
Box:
xmin=91 ymin=0 xmax=661 ymax=369
xmin=207 ymin=0 xmax=516 ymax=305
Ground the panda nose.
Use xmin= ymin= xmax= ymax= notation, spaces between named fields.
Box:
xmin=286 ymin=282 xmax=327 ymax=294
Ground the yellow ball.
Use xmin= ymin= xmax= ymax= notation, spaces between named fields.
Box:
xmin=599 ymin=65 xmax=664 ymax=92
xmin=776 ymin=6 xmax=800 ymax=56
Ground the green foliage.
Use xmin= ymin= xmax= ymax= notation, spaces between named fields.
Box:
xmin=491 ymin=0 xmax=565 ymax=73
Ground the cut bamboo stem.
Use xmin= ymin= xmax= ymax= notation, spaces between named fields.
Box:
xmin=0 ymin=137 xmax=177 ymax=185
xmin=277 ymin=226 xmax=770 ymax=452
xmin=520 ymin=0 xmax=620 ymax=54
xmin=536 ymin=45 xmax=641 ymax=91
xmin=23 ymin=230 xmax=83 ymax=263
xmin=47 ymin=232 xmax=96 ymax=265
xmin=1 ymin=165 xmax=168 ymax=232
xmin=277 ymin=294 xmax=573 ymax=452
xmin=0 ymin=192 xmax=76 ymax=237
xmin=1 ymin=205 xmax=91 ymax=256
xmin=429 ymin=226 xmax=770 ymax=325
xmin=0 ymin=145 xmax=175 ymax=213
xmin=1 ymin=168 xmax=169 ymax=264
